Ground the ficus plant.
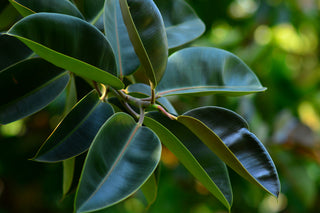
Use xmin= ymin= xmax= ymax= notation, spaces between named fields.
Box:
xmin=0 ymin=0 xmax=280 ymax=212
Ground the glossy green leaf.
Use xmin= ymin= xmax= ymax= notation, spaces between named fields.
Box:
xmin=157 ymin=47 xmax=266 ymax=96
xmin=140 ymin=173 xmax=158 ymax=208
xmin=144 ymin=112 xmax=232 ymax=209
xmin=0 ymin=33 xmax=32 ymax=71
xmin=33 ymin=90 xmax=114 ymax=162
xmin=75 ymin=112 xmax=161 ymax=212
xmin=9 ymin=0 xmax=84 ymax=18
xmin=0 ymin=2 xmax=20 ymax=31
xmin=126 ymin=83 xmax=177 ymax=115
xmin=0 ymin=58 xmax=69 ymax=125
xmin=62 ymin=74 xmax=78 ymax=196
xmin=104 ymin=0 xmax=140 ymax=77
xmin=63 ymin=158 xmax=75 ymax=196
xmin=72 ymin=0 xmax=104 ymax=22
xmin=178 ymin=106 xmax=280 ymax=197
xmin=63 ymin=73 xmax=77 ymax=116
xmin=154 ymin=0 xmax=205 ymax=48
xmin=119 ymin=0 xmax=168 ymax=88
xmin=7 ymin=13 xmax=124 ymax=89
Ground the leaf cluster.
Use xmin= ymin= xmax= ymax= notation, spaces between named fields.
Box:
xmin=0 ymin=0 xmax=280 ymax=212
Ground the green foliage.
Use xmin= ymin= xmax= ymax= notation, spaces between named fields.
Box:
xmin=0 ymin=0 xmax=281 ymax=212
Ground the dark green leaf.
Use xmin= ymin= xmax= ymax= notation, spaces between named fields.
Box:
xmin=119 ymin=0 xmax=168 ymax=88
xmin=178 ymin=106 xmax=280 ymax=197
xmin=0 ymin=3 xmax=20 ymax=31
xmin=73 ymin=0 xmax=104 ymax=22
xmin=144 ymin=112 xmax=232 ymax=209
xmin=63 ymin=73 xmax=77 ymax=116
xmin=9 ymin=0 xmax=84 ymax=18
xmin=127 ymin=83 xmax=177 ymax=115
xmin=62 ymin=74 xmax=78 ymax=196
xmin=157 ymin=47 xmax=266 ymax=96
xmin=75 ymin=112 xmax=161 ymax=212
xmin=0 ymin=58 xmax=69 ymax=125
xmin=154 ymin=0 xmax=205 ymax=48
xmin=33 ymin=90 xmax=114 ymax=162
xmin=63 ymin=158 xmax=75 ymax=196
xmin=0 ymin=33 xmax=31 ymax=71
xmin=7 ymin=13 xmax=124 ymax=89
xmin=104 ymin=0 xmax=140 ymax=77
xmin=140 ymin=173 xmax=158 ymax=208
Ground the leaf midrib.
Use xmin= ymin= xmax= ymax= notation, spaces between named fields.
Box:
xmin=113 ymin=1 xmax=123 ymax=78
xmin=178 ymin=115 xmax=276 ymax=196
xmin=158 ymin=85 xmax=266 ymax=96
xmin=6 ymin=34 xmax=124 ymax=89
xmin=37 ymin=97 xmax=102 ymax=159
xmin=144 ymin=117 xmax=231 ymax=208
xmin=80 ymin=123 xmax=140 ymax=208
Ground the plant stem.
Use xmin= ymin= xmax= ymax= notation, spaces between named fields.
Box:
xmin=137 ymin=105 xmax=145 ymax=126
xmin=121 ymin=100 xmax=139 ymax=119
xmin=153 ymin=104 xmax=177 ymax=120
xmin=151 ymin=88 xmax=155 ymax=105
xmin=115 ymin=89 xmax=150 ymax=107
xmin=111 ymin=88 xmax=177 ymax=120
xmin=93 ymin=81 xmax=102 ymax=97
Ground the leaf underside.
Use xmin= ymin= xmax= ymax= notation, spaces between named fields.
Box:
xmin=7 ymin=12 xmax=124 ymax=89
xmin=144 ymin=112 xmax=232 ymax=209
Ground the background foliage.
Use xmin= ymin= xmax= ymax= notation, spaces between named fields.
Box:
xmin=1 ymin=0 xmax=320 ymax=212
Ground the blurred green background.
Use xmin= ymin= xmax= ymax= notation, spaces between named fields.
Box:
xmin=1 ymin=0 xmax=320 ymax=212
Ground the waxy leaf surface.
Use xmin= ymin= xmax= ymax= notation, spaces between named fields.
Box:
xmin=144 ymin=112 xmax=232 ymax=209
xmin=0 ymin=33 xmax=31 ymax=71
xmin=104 ymin=0 xmax=140 ymax=77
xmin=119 ymin=0 xmax=168 ymax=88
xmin=75 ymin=112 xmax=161 ymax=212
xmin=0 ymin=58 xmax=69 ymax=124
xmin=61 ymin=74 xmax=78 ymax=195
xmin=178 ymin=106 xmax=280 ymax=197
xmin=140 ymin=172 xmax=158 ymax=208
xmin=157 ymin=47 xmax=266 ymax=96
xmin=154 ymin=0 xmax=205 ymax=48
xmin=9 ymin=0 xmax=83 ymax=18
xmin=7 ymin=13 xmax=124 ymax=89
xmin=33 ymin=90 xmax=114 ymax=162
xmin=73 ymin=0 xmax=105 ymax=22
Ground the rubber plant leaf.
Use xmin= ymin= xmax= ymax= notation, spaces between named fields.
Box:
xmin=62 ymin=74 xmax=78 ymax=196
xmin=154 ymin=0 xmax=205 ymax=48
xmin=0 ymin=33 xmax=31 ymax=71
xmin=157 ymin=47 xmax=266 ymax=96
xmin=75 ymin=112 xmax=161 ymax=212
xmin=7 ymin=13 xmax=124 ymax=89
xmin=140 ymin=172 xmax=158 ymax=208
xmin=9 ymin=0 xmax=84 ymax=18
xmin=33 ymin=90 xmax=114 ymax=162
xmin=0 ymin=3 xmax=20 ymax=31
xmin=119 ymin=0 xmax=168 ymax=88
xmin=72 ymin=0 xmax=105 ymax=22
xmin=178 ymin=106 xmax=280 ymax=197
xmin=0 ymin=58 xmax=69 ymax=124
xmin=104 ymin=0 xmax=140 ymax=77
xmin=144 ymin=112 xmax=232 ymax=210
